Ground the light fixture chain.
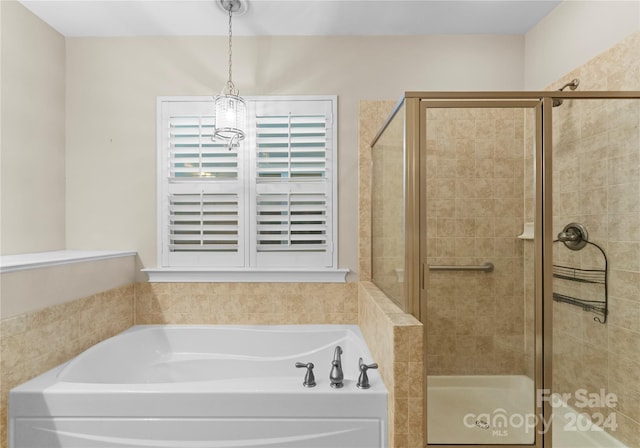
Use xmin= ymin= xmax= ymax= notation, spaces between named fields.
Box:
xmin=225 ymin=2 xmax=237 ymax=95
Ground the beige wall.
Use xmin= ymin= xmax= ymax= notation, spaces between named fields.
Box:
xmin=0 ymin=0 xmax=66 ymax=255
xmin=1 ymin=0 xmax=637 ymax=272
xmin=8 ymin=0 xmax=637 ymax=274
xmin=524 ymin=0 xmax=640 ymax=90
xmin=64 ymin=35 xmax=525 ymax=279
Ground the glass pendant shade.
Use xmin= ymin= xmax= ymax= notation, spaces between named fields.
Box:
xmin=213 ymin=0 xmax=245 ymax=147
xmin=214 ymin=93 xmax=246 ymax=143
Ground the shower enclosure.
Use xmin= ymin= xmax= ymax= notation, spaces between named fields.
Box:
xmin=370 ymin=90 xmax=640 ymax=448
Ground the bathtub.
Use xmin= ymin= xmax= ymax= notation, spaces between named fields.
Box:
xmin=9 ymin=325 xmax=388 ymax=448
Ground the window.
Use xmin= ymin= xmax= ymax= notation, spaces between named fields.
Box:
xmin=146 ymin=96 xmax=347 ymax=282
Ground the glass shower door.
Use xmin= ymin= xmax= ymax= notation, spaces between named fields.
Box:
xmin=422 ymin=101 xmax=540 ymax=445
xmin=371 ymin=103 xmax=407 ymax=311
xmin=550 ymin=97 xmax=640 ymax=448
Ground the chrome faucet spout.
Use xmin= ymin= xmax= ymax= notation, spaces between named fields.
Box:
xmin=333 ymin=346 xmax=343 ymax=366
xmin=330 ymin=345 xmax=344 ymax=388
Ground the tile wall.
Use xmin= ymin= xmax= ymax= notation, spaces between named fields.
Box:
xmin=549 ymin=31 xmax=640 ymax=447
xmin=0 ymin=285 xmax=134 ymax=447
xmin=359 ymin=100 xmax=425 ymax=447
xmin=1 ymin=277 xmax=420 ymax=448
xmin=2 ymin=279 xmax=416 ymax=448
xmin=424 ymin=107 xmax=530 ymax=376
xmin=359 ymin=282 xmax=424 ymax=448
xmin=135 ymin=281 xmax=425 ymax=448
xmin=134 ymin=282 xmax=358 ymax=325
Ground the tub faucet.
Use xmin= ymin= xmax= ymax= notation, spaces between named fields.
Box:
xmin=356 ymin=357 xmax=378 ymax=389
xmin=329 ymin=345 xmax=344 ymax=388
xmin=295 ymin=362 xmax=316 ymax=388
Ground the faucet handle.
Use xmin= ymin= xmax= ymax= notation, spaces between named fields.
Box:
xmin=357 ymin=357 xmax=378 ymax=389
xmin=295 ymin=362 xmax=316 ymax=388
xmin=358 ymin=357 xmax=378 ymax=370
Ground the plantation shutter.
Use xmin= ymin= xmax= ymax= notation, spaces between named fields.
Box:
xmin=161 ymin=101 xmax=245 ymax=267
xmin=158 ymin=96 xmax=337 ymax=272
xmin=251 ymin=99 xmax=335 ymax=267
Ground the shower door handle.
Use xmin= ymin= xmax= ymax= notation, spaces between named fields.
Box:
xmin=427 ymin=262 xmax=494 ymax=273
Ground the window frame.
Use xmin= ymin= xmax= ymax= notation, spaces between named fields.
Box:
xmin=144 ymin=95 xmax=348 ymax=283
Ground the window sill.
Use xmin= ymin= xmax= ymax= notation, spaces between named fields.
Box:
xmin=142 ymin=268 xmax=350 ymax=283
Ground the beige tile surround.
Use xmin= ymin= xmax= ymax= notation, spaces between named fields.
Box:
xmin=548 ymin=31 xmax=640 ymax=447
xmin=0 ymin=285 xmax=134 ymax=447
xmin=135 ymin=281 xmax=424 ymax=447
xmin=359 ymin=100 xmax=426 ymax=447
xmin=424 ymin=106 xmax=529 ymax=376
xmin=359 ymin=282 xmax=424 ymax=448
xmin=1 ymin=278 xmax=422 ymax=448
xmin=358 ymin=31 xmax=640 ymax=447
xmin=134 ymin=282 xmax=358 ymax=325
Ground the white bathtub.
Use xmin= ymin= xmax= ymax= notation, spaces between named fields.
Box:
xmin=9 ymin=325 xmax=388 ymax=448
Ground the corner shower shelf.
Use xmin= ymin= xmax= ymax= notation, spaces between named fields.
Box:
xmin=552 ymin=236 xmax=608 ymax=324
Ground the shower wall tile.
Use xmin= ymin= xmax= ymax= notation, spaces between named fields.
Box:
xmin=358 ymin=281 xmax=424 ymax=448
xmin=550 ymin=31 xmax=640 ymax=447
xmin=0 ymin=284 xmax=134 ymax=447
xmin=425 ymin=106 xmax=529 ymax=376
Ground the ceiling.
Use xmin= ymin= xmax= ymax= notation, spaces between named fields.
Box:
xmin=18 ymin=0 xmax=562 ymax=37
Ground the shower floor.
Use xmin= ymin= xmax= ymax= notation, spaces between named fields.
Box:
xmin=427 ymin=375 xmax=628 ymax=447
xmin=427 ymin=375 xmax=535 ymax=445
xmin=552 ymin=398 xmax=628 ymax=448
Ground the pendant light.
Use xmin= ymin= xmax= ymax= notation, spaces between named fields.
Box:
xmin=213 ymin=0 xmax=246 ymax=149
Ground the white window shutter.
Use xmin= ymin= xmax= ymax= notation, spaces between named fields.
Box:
xmin=169 ymin=115 xmax=238 ymax=179
xmin=160 ymin=101 xmax=245 ymax=267
xmin=250 ymin=98 xmax=335 ymax=267
xmin=255 ymin=114 xmax=328 ymax=179
xmin=167 ymin=188 xmax=243 ymax=266
xmin=158 ymin=96 xmax=337 ymax=271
